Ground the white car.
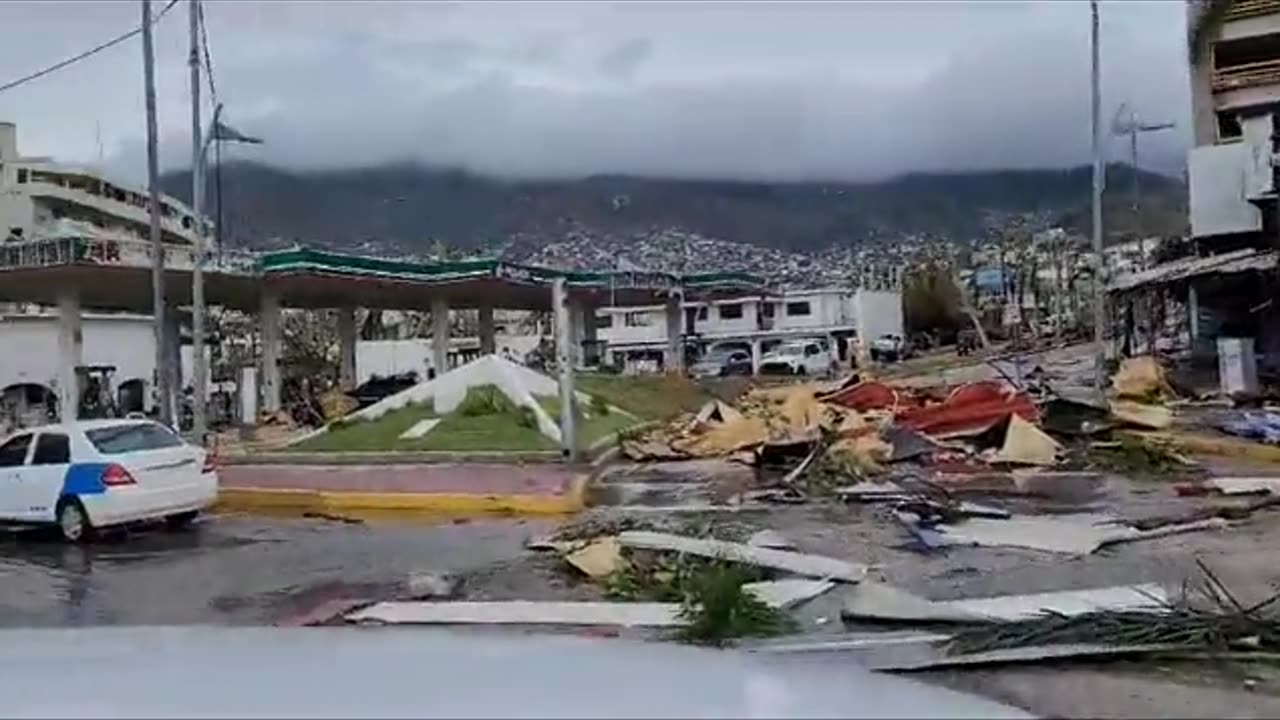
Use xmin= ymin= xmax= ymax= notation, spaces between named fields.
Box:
xmin=759 ymin=339 xmax=834 ymax=376
xmin=0 ymin=419 xmax=218 ymax=542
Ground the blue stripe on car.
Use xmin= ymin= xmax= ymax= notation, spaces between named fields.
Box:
xmin=61 ymin=463 xmax=110 ymax=496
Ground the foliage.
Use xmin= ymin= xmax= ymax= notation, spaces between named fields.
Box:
xmin=603 ymin=546 xmax=791 ymax=645
xmin=514 ymin=404 xmax=538 ymax=430
xmin=589 ymin=394 xmax=612 ymax=417
xmin=677 ymin=563 xmax=794 ymax=646
xmin=903 ymin=262 xmax=966 ymax=337
xmin=455 ymin=385 xmax=516 ymax=417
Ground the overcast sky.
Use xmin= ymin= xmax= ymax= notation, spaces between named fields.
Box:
xmin=0 ymin=0 xmax=1191 ymax=183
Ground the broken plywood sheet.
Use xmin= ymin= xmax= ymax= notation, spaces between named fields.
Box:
xmin=1109 ymin=399 xmax=1174 ymax=430
xmin=617 ymin=530 xmax=868 ymax=582
xmin=565 ymin=537 xmax=623 ymax=578
xmin=744 ymin=579 xmax=835 ymax=609
xmin=944 ymin=584 xmax=1167 ymax=620
xmin=1111 ymin=356 xmax=1174 ymax=401
xmin=918 ymin=515 xmax=1120 ymax=555
xmin=693 ymin=400 xmax=745 ymax=426
xmin=672 ymin=417 xmax=770 ymax=457
xmin=919 ymin=515 xmax=1229 ymax=555
xmin=1207 ymin=476 xmax=1280 ymax=495
xmin=845 ymin=583 xmax=1166 ymax=624
xmin=992 ymin=414 xmax=1060 ymax=466
xmin=346 ymin=601 xmax=685 ymax=627
xmin=843 ymin=582 xmax=967 ymax=623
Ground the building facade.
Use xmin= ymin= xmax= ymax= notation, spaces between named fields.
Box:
xmin=596 ymin=286 xmax=904 ymax=371
xmin=1156 ymin=0 xmax=1280 ymax=370
xmin=0 ymin=122 xmax=203 ymax=247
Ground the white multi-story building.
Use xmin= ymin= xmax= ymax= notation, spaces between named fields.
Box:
xmin=0 ymin=121 xmax=212 ymax=424
xmin=596 ymin=286 xmax=904 ymax=370
xmin=0 ymin=122 xmax=204 ymax=247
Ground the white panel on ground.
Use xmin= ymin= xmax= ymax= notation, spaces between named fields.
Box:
xmin=399 ymin=418 xmax=441 ymax=440
xmin=345 ymin=601 xmax=686 ymax=627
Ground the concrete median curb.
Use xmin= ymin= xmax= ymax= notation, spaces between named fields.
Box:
xmin=1122 ymin=430 xmax=1280 ymax=465
xmin=217 ymin=471 xmax=591 ymax=518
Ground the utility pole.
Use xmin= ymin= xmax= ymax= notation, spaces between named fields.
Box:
xmin=188 ymin=0 xmax=207 ymax=443
xmin=1112 ymin=102 xmax=1175 ymax=267
xmin=142 ymin=0 xmax=171 ymax=425
xmin=1090 ymin=0 xmax=1107 ymax=392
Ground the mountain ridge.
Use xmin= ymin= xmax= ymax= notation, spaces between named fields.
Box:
xmin=160 ymin=162 xmax=1188 ymax=257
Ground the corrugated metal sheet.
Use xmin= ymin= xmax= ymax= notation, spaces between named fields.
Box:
xmin=1108 ymin=248 xmax=1278 ymax=293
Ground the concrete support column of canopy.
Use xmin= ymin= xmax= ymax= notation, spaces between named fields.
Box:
xmin=478 ymin=304 xmax=496 ymax=356
xmin=337 ymin=307 xmax=358 ymax=391
xmin=431 ymin=297 xmax=449 ymax=377
xmin=568 ymin=297 xmax=592 ymax=368
xmin=664 ymin=291 xmax=683 ymax=374
xmin=581 ymin=302 xmax=598 ymax=368
xmin=56 ymin=289 xmax=82 ymax=422
xmin=259 ymin=288 xmax=282 ymax=415
xmin=163 ymin=305 xmax=183 ymax=424
xmin=553 ymin=278 xmax=576 ymax=461
xmin=750 ymin=339 xmax=763 ymax=375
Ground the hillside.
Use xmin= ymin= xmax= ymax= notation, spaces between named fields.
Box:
xmin=161 ymin=163 xmax=1187 ymax=259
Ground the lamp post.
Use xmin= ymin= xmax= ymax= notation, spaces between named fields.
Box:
xmin=190 ymin=103 xmax=260 ymax=442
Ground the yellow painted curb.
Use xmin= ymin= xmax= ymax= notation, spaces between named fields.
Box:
xmin=217 ymin=474 xmax=590 ymax=518
xmin=1121 ymin=430 xmax=1280 ymax=465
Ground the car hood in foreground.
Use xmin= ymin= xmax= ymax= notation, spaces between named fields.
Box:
xmin=0 ymin=626 xmax=1033 ymax=719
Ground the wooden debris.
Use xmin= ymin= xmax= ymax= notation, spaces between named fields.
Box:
xmin=565 ymin=537 xmax=623 ymax=578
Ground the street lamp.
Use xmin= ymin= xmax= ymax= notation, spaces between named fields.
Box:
xmin=191 ymin=103 xmax=260 ymax=443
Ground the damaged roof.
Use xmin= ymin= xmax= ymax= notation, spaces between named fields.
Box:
xmin=1107 ymin=248 xmax=1278 ymax=294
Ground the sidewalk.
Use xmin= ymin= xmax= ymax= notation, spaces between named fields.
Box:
xmin=217 ymin=463 xmax=588 ymax=517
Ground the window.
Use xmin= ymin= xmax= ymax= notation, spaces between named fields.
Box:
xmin=595 ymin=314 xmax=613 ymax=329
xmin=624 ymin=312 xmax=651 ymax=327
xmin=0 ymin=434 xmax=32 ymax=468
xmin=718 ymin=303 xmax=743 ymax=320
xmin=786 ymin=301 xmax=812 ymax=317
xmin=85 ymin=422 xmax=182 ymax=455
xmin=16 ymin=169 xmax=27 ymax=184
xmin=31 ymin=433 xmax=70 ymax=465
xmin=729 ymin=352 xmax=749 ymax=363
xmin=697 ymin=307 xmax=708 ymax=321
xmin=762 ymin=302 xmax=776 ymax=318
xmin=1218 ymin=112 xmax=1243 ymax=142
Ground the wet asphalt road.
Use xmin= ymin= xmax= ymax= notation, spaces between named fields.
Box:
xmin=0 ymin=513 xmax=553 ymax=627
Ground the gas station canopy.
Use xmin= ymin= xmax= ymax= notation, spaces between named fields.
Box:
xmin=0 ymin=238 xmax=766 ymax=313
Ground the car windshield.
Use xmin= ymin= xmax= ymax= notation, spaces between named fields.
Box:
xmin=85 ymin=423 xmax=183 ymax=455
xmin=775 ymin=342 xmax=808 ymax=354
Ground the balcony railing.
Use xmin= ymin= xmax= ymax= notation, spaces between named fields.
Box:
xmin=1212 ymin=56 xmax=1280 ymax=91
xmin=0 ymin=236 xmax=257 ymax=274
xmin=1225 ymin=0 xmax=1280 ymax=23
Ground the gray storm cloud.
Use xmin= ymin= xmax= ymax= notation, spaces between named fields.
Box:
xmin=0 ymin=1 xmax=1192 ymax=183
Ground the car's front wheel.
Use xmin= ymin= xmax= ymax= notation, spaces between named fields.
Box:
xmin=164 ymin=511 xmax=199 ymax=531
xmin=56 ymin=498 xmax=92 ymax=544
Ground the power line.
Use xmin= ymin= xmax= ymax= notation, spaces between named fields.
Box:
xmin=0 ymin=0 xmax=180 ymax=95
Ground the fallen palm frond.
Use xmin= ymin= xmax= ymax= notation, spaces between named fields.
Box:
xmin=946 ymin=560 xmax=1280 ymax=657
